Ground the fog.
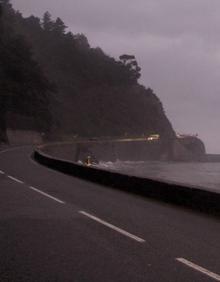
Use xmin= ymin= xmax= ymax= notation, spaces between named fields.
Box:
xmin=12 ymin=0 xmax=220 ymax=153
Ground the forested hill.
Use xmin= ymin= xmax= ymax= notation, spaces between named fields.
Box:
xmin=0 ymin=0 xmax=52 ymax=142
xmin=0 ymin=0 xmax=175 ymax=143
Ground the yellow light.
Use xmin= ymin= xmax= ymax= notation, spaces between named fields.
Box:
xmin=147 ymin=134 xmax=160 ymax=141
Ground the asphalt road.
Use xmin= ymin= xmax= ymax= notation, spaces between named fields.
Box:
xmin=0 ymin=146 xmax=220 ymax=281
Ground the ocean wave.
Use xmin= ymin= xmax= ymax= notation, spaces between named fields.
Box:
xmin=96 ymin=161 xmax=220 ymax=192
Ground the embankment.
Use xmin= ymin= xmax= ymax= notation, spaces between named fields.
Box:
xmin=206 ymin=154 xmax=220 ymax=162
xmin=41 ymin=139 xmax=170 ymax=162
xmin=41 ymin=137 xmax=205 ymax=162
xmin=34 ymin=143 xmax=220 ymax=215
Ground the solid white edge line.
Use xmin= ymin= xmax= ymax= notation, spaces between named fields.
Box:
xmin=29 ymin=186 xmax=65 ymax=204
xmin=0 ymin=145 xmax=29 ymax=154
xmin=7 ymin=175 xmax=24 ymax=184
xmin=0 ymin=170 xmax=4 ymax=174
xmin=176 ymin=258 xmax=220 ymax=281
xmin=79 ymin=211 xmax=145 ymax=243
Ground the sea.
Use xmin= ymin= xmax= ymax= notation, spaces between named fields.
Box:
xmin=96 ymin=160 xmax=220 ymax=193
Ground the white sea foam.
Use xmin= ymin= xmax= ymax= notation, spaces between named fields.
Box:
xmin=97 ymin=161 xmax=220 ymax=192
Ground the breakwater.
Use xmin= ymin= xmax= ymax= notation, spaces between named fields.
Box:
xmin=41 ymin=139 xmax=169 ymax=162
xmin=41 ymin=136 xmax=203 ymax=162
xmin=34 ymin=143 xmax=220 ymax=216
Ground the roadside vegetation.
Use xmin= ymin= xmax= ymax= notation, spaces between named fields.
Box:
xmin=0 ymin=0 xmax=174 ymax=144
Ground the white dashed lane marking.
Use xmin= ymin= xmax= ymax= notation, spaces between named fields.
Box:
xmin=79 ymin=210 xmax=145 ymax=243
xmin=176 ymin=258 xmax=220 ymax=281
xmin=7 ymin=175 xmax=24 ymax=184
xmin=5 ymin=172 xmax=65 ymax=204
xmin=29 ymin=186 xmax=65 ymax=204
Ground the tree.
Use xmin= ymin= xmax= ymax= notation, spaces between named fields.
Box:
xmin=0 ymin=0 xmax=10 ymax=8
xmin=0 ymin=3 xmax=53 ymax=142
xmin=53 ymin=17 xmax=67 ymax=34
xmin=119 ymin=54 xmax=135 ymax=64
xmin=119 ymin=54 xmax=141 ymax=81
xmin=74 ymin=33 xmax=90 ymax=49
xmin=42 ymin=11 xmax=53 ymax=31
xmin=24 ymin=15 xmax=41 ymax=32
xmin=0 ymin=0 xmax=11 ymax=142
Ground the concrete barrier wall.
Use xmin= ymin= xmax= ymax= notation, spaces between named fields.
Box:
xmin=34 ymin=146 xmax=220 ymax=216
xmin=40 ymin=137 xmax=205 ymax=162
xmin=40 ymin=140 xmax=168 ymax=162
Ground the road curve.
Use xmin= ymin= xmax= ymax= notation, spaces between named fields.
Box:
xmin=0 ymin=146 xmax=220 ymax=281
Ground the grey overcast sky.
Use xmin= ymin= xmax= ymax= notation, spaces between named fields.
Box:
xmin=12 ymin=0 xmax=220 ymax=153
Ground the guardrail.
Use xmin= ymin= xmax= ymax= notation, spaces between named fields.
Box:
xmin=34 ymin=147 xmax=220 ymax=216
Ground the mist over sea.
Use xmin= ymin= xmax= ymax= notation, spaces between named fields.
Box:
xmin=97 ymin=161 xmax=220 ymax=192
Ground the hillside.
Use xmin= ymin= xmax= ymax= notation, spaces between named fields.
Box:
xmin=0 ymin=0 xmax=52 ymax=142
xmin=0 ymin=0 xmax=175 ymax=149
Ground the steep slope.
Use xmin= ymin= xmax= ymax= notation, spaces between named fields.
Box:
xmin=0 ymin=1 xmax=52 ymax=143
xmin=12 ymin=9 xmax=175 ymax=139
xmin=1 ymin=1 xmax=176 ymax=155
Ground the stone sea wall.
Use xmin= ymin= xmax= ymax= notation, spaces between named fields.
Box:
xmin=41 ymin=137 xmax=204 ymax=163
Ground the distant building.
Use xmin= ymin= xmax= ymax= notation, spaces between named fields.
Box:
xmin=176 ymin=133 xmax=198 ymax=139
